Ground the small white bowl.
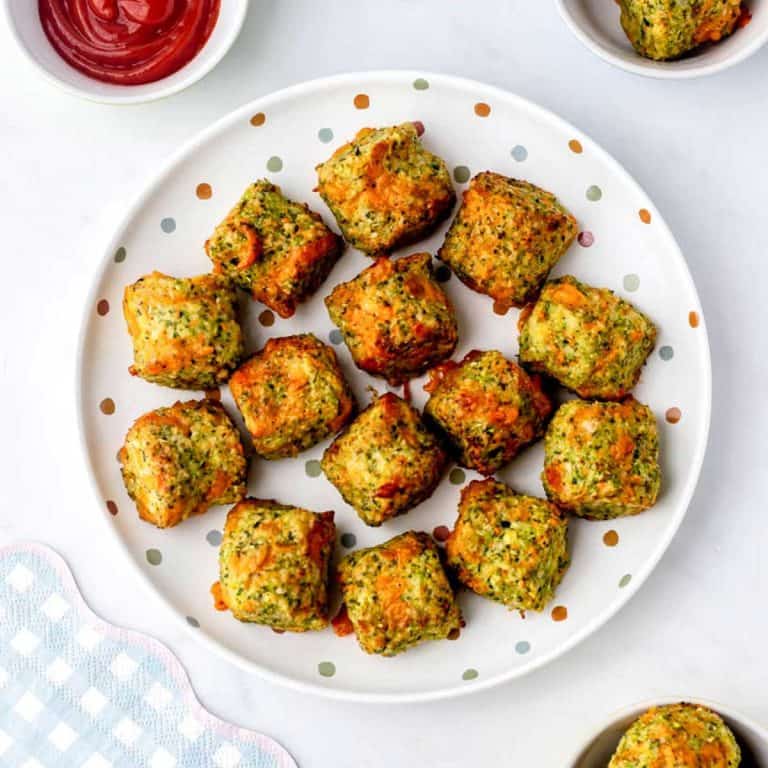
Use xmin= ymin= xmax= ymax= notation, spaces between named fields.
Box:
xmin=2 ymin=0 xmax=248 ymax=104
xmin=566 ymin=697 xmax=768 ymax=766
xmin=556 ymin=0 xmax=768 ymax=79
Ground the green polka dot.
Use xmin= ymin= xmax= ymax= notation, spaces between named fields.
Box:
xmin=659 ymin=346 xmax=674 ymax=361
xmin=267 ymin=156 xmax=283 ymax=173
xmin=619 ymin=574 xmax=632 ymax=588
xmin=186 ymin=616 xmax=200 ymax=628
xmin=318 ymin=661 xmax=335 ymax=677
xmin=305 ymin=459 xmax=322 ymax=478
xmin=449 ymin=468 xmax=466 ymax=485
xmin=329 ymin=329 xmax=343 ymax=345
xmin=453 ymin=166 xmax=470 ymax=184
xmin=160 ymin=217 xmax=176 ymax=234
xmin=515 ymin=641 xmax=530 ymax=654
xmin=586 ymin=185 xmax=602 ymax=202
xmin=146 ymin=549 xmax=162 ymax=566
xmin=413 ymin=78 xmax=429 ymax=90
xmin=114 ymin=246 xmax=126 ymax=263
xmin=511 ymin=145 xmax=528 ymax=162
xmin=623 ymin=274 xmax=640 ymax=292
xmin=462 ymin=668 xmax=478 ymax=681
xmin=341 ymin=533 xmax=357 ymax=549
xmin=318 ymin=128 xmax=334 ymax=143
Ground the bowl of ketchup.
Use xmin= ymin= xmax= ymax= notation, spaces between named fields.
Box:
xmin=3 ymin=0 xmax=248 ymax=102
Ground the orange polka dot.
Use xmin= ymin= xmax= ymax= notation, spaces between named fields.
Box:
xmin=433 ymin=525 xmax=451 ymax=542
xmin=639 ymin=208 xmax=652 ymax=224
xmin=196 ymin=183 xmax=212 ymax=200
xmin=568 ymin=139 xmax=583 ymax=154
xmin=603 ymin=530 xmax=619 ymax=547
xmin=474 ymin=102 xmax=491 ymax=117
xmin=250 ymin=112 xmax=265 ymax=127
xmin=106 ymin=500 xmax=118 ymax=516
xmin=689 ymin=311 xmax=700 ymax=328
xmin=353 ymin=93 xmax=370 ymax=109
xmin=666 ymin=407 xmax=682 ymax=424
xmin=99 ymin=398 xmax=115 ymax=415
xmin=551 ymin=606 xmax=568 ymax=621
xmin=96 ymin=299 xmax=109 ymax=316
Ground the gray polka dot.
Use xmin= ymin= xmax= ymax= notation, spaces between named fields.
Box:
xmin=186 ymin=616 xmax=200 ymax=628
xmin=462 ymin=668 xmax=478 ymax=681
xmin=160 ymin=218 xmax=176 ymax=234
xmin=341 ymin=533 xmax=357 ymax=549
xmin=267 ymin=156 xmax=283 ymax=173
xmin=329 ymin=329 xmax=343 ymax=345
xmin=623 ymin=274 xmax=640 ymax=292
xmin=453 ymin=166 xmax=470 ymax=184
xmin=619 ymin=574 xmax=632 ymax=588
xmin=413 ymin=78 xmax=429 ymax=90
xmin=318 ymin=661 xmax=335 ymax=677
xmin=318 ymin=128 xmax=334 ymax=143
xmin=206 ymin=530 xmax=222 ymax=547
xmin=146 ymin=549 xmax=162 ymax=566
xmin=515 ymin=641 xmax=531 ymax=655
xmin=305 ymin=459 xmax=322 ymax=478
xmin=511 ymin=145 xmax=528 ymax=162
xmin=114 ymin=246 xmax=127 ymax=263
xmin=659 ymin=346 xmax=674 ymax=361
xmin=586 ymin=185 xmax=602 ymax=202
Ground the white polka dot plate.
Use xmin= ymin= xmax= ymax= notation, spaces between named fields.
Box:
xmin=77 ymin=72 xmax=711 ymax=702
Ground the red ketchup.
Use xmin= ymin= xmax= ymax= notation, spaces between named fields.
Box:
xmin=38 ymin=0 xmax=220 ymax=86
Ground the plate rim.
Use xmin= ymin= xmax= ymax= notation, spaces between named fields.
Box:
xmin=75 ymin=69 xmax=712 ymax=703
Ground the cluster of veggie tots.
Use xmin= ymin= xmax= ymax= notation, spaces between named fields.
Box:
xmin=118 ymin=120 xmax=661 ymax=657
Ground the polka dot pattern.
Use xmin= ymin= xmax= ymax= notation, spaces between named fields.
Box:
xmin=160 ymin=218 xmax=176 ymax=234
xmin=665 ymin=407 xmax=682 ymax=424
xmin=603 ymin=530 xmax=619 ymax=547
xmin=106 ymin=501 xmax=118 ymax=516
xmin=639 ymin=208 xmax=652 ymax=224
xmin=267 ymin=156 xmax=283 ymax=173
xmin=474 ymin=102 xmax=491 ymax=117
xmin=413 ymin=78 xmax=429 ymax=90
xmin=97 ymin=299 xmax=110 ymax=316
xmin=623 ymin=274 xmax=640 ymax=292
xmin=206 ymin=530 xmax=222 ymax=547
xmin=551 ymin=606 xmax=568 ymax=622
xmin=515 ymin=641 xmax=531 ymax=655
xmin=114 ymin=246 xmax=126 ymax=263
xmin=689 ymin=311 xmax=700 ymax=328
xmin=196 ymin=183 xmax=212 ymax=200
xmin=577 ymin=231 xmax=594 ymax=247
xmin=186 ymin=616 xmax=200 ymax=628
xmin=146 ymin=549 xmax=162 ymax=566
xmin=586 ymin=185 xmax=602 ymax=202
xmin=305 ymin=460 xmax=322 ymax=478
xmin=434 ymin=265 xmax=451 ymax=283
xmin=99 ymin=398 xmax=115 ymax=415
xmin=659 ymin=346 xmax=674 ymax=361
xmin=340 ymin=533 xmax=357 ymax=549
xmin=250 ymin=112 xmax=265 ymax=127
xmin=453 ymin=166 xmax=470 ymax=183
xmin=318 ymin=661 xmax=335 ymax=677
xmin=511 ymin=145 xmax=528 ymax=162
xmin=569 ymin=139 xmax=583 ymax=154
xmin=449 ymin=468 xmax=466 ymax=485
xmin=433 ymin=525 xmax=450 ymax=542
xmin=318 ymin=128 xmax=334 ymax=143
xmin=619 ymin=574 xmax=632 ymax=588
xmin=329 ymin=329 xmax=343 ymax=345
xmin=462 ymin=668 xmax=478 ymax=681
xmin=258 ymin=309 xmax=275 ymax=327
xmin=353 ymin=94 xmax=370 ymax=109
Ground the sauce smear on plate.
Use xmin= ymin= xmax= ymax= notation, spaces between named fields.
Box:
xmin=39 ymin=0 xmax=220 ymax=85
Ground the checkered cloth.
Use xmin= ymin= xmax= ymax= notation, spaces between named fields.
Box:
xmin=0 ymin=543 xmax=296 ymax=768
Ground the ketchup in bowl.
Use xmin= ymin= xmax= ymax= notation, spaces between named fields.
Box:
xmin=38 ymin=0 xmax=220 ymax=86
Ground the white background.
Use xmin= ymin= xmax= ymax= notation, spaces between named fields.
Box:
xmin=1 ymin=2 xmax=766 ymax=766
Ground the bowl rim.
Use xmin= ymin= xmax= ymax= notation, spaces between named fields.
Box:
xmin=564 ymin=696 xmax=768 ymax=765
xmin=555 ymin=0 xmax=768 ymax=80
xmin=74 ymin=69 xmax=712 ymax=703
xmin=1 ymin=0 xmax=249 ymax=104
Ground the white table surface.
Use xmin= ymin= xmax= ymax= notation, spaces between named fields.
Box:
xmin=2 ymin=2 xmax=767 ymax=766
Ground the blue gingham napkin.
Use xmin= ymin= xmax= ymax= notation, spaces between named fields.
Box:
xmin=0 ymin=542 xmax=297 ymax=768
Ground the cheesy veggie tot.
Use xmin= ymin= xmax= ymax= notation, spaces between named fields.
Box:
xmin=609 ymin=703 xmax=741 ymax=768
xmin=543 ymin=398 xmax=661 ymax=520
xmin=446 ymin=479 xmax=569 ymax=612
xmin=424 ymin=350 xmax=552 ymax=475
xmin=519 ymin=275 xmax=657 ymax=400
xmin=336 ymin=531 xmax=461 ymax=656
xmin=618 ymin=0 xmax=743 ymax=61
xmin=206 ymin=180 xmax=342 ymax=318
xmin=229 ymin=334 xmax=355 ymax=459
xmin=316 ymin=122 xmax=455 ymax=255
xmin=325 ymin=252 xmax=458 ymax=385
xmin=123 ymin=271 xmax=243 ymax=390
xmin=218 ymin=499 xmax=336 ymax=631
xmin=438 ymin=172 xmax=577 ymax=310
xmin=119 ymin=399 xmax=247 ymax=529
xmin=321 ymin=393 xmax=447 ymax=526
